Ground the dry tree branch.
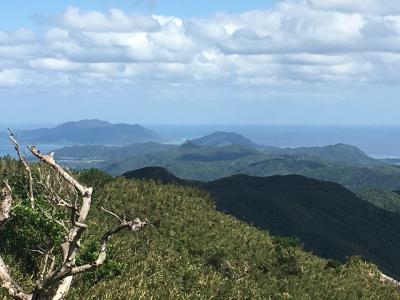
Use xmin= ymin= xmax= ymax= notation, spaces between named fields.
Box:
xmin=0 ymin=182 xmax=12 ymax=227
xmin=27 ymin=145 xmax=147 ymax=299
xmin=43 ymin=215 xmax=147 ymax=283
xmin=8 ymin=129 xmax=34 ymax=209
xmin=0 ymin=139 xmax=147 ymax=300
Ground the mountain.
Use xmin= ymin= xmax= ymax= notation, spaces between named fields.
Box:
xmin=122 ymin=166 xmax=196 ymax=186
xmin=2 ymin=160 xmax=399 ymax=298
xmin=192 ymin=131 xmax=261 ymax=148
xmin=239 ymin=156 xmax=400 ymax=191
xmin=98 ymin=143 xmax=261 ymax=180
xmin=17 ymin=119 xmax=160 ymax=145
xmin=54 ymin=140 xmax=400 ymax=190
xmin=267 ymin=143 xmax=378 ymax=166
xmin=50 ymin=129 xmax=400 ymax=191
xmin=103 ymin=146 xmax=400 ymax=191
xmin=124 ymin=167 xmax=400 ymax=279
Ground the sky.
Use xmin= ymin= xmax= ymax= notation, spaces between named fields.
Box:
xmin=1 ymin=0 xmax=400 ymax=125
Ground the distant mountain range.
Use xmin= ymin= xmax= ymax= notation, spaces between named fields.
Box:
xmin=15 ymin=119 xmax=160 ymax=145
xmin=5 ymin=122 xmax=399 ymax=191
xmin=53 ymin=133 xmax=400 ymax=190
xmin=123 ymin=167 xmax=400 ymax=279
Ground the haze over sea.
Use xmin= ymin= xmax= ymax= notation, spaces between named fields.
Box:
xmin=2 ymin=124 xmax=399 ymax=159
xmin=148 ymin=125 xmax=400 ymax=158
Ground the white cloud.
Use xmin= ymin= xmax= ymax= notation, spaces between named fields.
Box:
xmin=1 ymin=2 xmax=400 ymax=90
xmin=0 ymin=69 xmax=20 ymax=87
xmin=60 ymin=7 xmax=160 ymax=32
xmin=306 ymin=0 xmax=400 ymax=15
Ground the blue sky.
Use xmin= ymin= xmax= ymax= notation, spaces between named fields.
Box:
xmin=0 ymin=1 xmax=275 ymax=29
xmin=1 ymin=0 xmax=400 ymax=125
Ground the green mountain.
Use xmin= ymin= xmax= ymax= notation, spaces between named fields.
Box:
xmin=105 ymin=145 xmax=400 ymax=191
xmin=124 ymin=167 xmax=400 ymax=279
xmin=99 ymin=143 xmax=261 ymax=181
xmin=239 ymin=157 xmax=400 ymax=191
xmin=122 ymin=166 xmax=197 ymax=186
xmin=17 ymin=119 xmax=160 ymax=145
xmin=52 ymin=133 xmax=400 ymax=191
xmin=192 ymin=131 xmax=261 ymax=148
xmin=2 ymin=159 xmax=399 ymax=299
xmin=267 ymin=143 xmax=379 ymax=166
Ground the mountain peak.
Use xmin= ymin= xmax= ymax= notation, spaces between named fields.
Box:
xmin=17 ymin=120 xmax=160 ymax=145
xmin=192 ymin=131 xmax=259 ymax=148
xmin=57 ymin=119 xmax=111 ymax=129
xmin=122 ymin=167 xmax=191 ymax=185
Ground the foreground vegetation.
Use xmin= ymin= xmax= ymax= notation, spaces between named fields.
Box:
xmin=124 ymin=167 xmax=400 ymax=279
xmin=1 ymin=158 xmax=399 ymax=299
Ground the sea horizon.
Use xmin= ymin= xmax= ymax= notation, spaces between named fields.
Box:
xmin=1 ymin=123 xmax=400 ymax=158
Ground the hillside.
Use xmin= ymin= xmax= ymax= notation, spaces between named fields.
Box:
xmin=1 ymin=161 xmax=400 ymax=298
xmin=358 ymin=189 xmax=400 ymax=214
xmin=124 ymin=167 xmax=400 ymax=279
xmin=16 ymin=119 xmax=160 ymax=145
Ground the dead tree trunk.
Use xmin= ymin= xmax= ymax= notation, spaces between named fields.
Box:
xmin=0 ymin=133 xmax=147 ymax=300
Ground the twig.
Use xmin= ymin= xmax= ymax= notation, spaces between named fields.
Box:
xmin=8 ymin=129 xmax=34 ymax=208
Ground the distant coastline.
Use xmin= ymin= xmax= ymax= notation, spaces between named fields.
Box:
xmin=2 ymin=124 xmax=400 ymax=158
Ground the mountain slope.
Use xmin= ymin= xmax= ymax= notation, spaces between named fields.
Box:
xmin=204 ymin=174 xmax=400 ymax=278
xmin=124 ymin=167 xmax=400 ymax=279
xmin=1 ymin=160 xmax=399 ymax=299
xmin=17 ymin=119 xmax=160 ymax=145
xmin=358 ymin=189 xmax=400 ymax=214
xmin=70 ymin=174 xmax=400 ymax=299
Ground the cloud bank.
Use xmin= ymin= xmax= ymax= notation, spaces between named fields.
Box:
xmin=1 ymin=0 xmax=400 ymax=90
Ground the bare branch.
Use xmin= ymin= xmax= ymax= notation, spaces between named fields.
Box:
xmin=0 ymin=142 xmax=147 ymax=299
xmin=38 ymin=248 xmax=55 ymax=285
xmin=101 ymin=207 xmax=123 ymax=223
xmin=45 ymin=217 xmax=147 ymax=283
xmin=8 ymin=129 xmax=34 ymax=209
xmin=28 ymin=146 xmax=93 ymax=260
xmin=0 ymin=182 xmax=12 ymax=227
xmin=28 ymin=146 xmax=90 ymax=197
